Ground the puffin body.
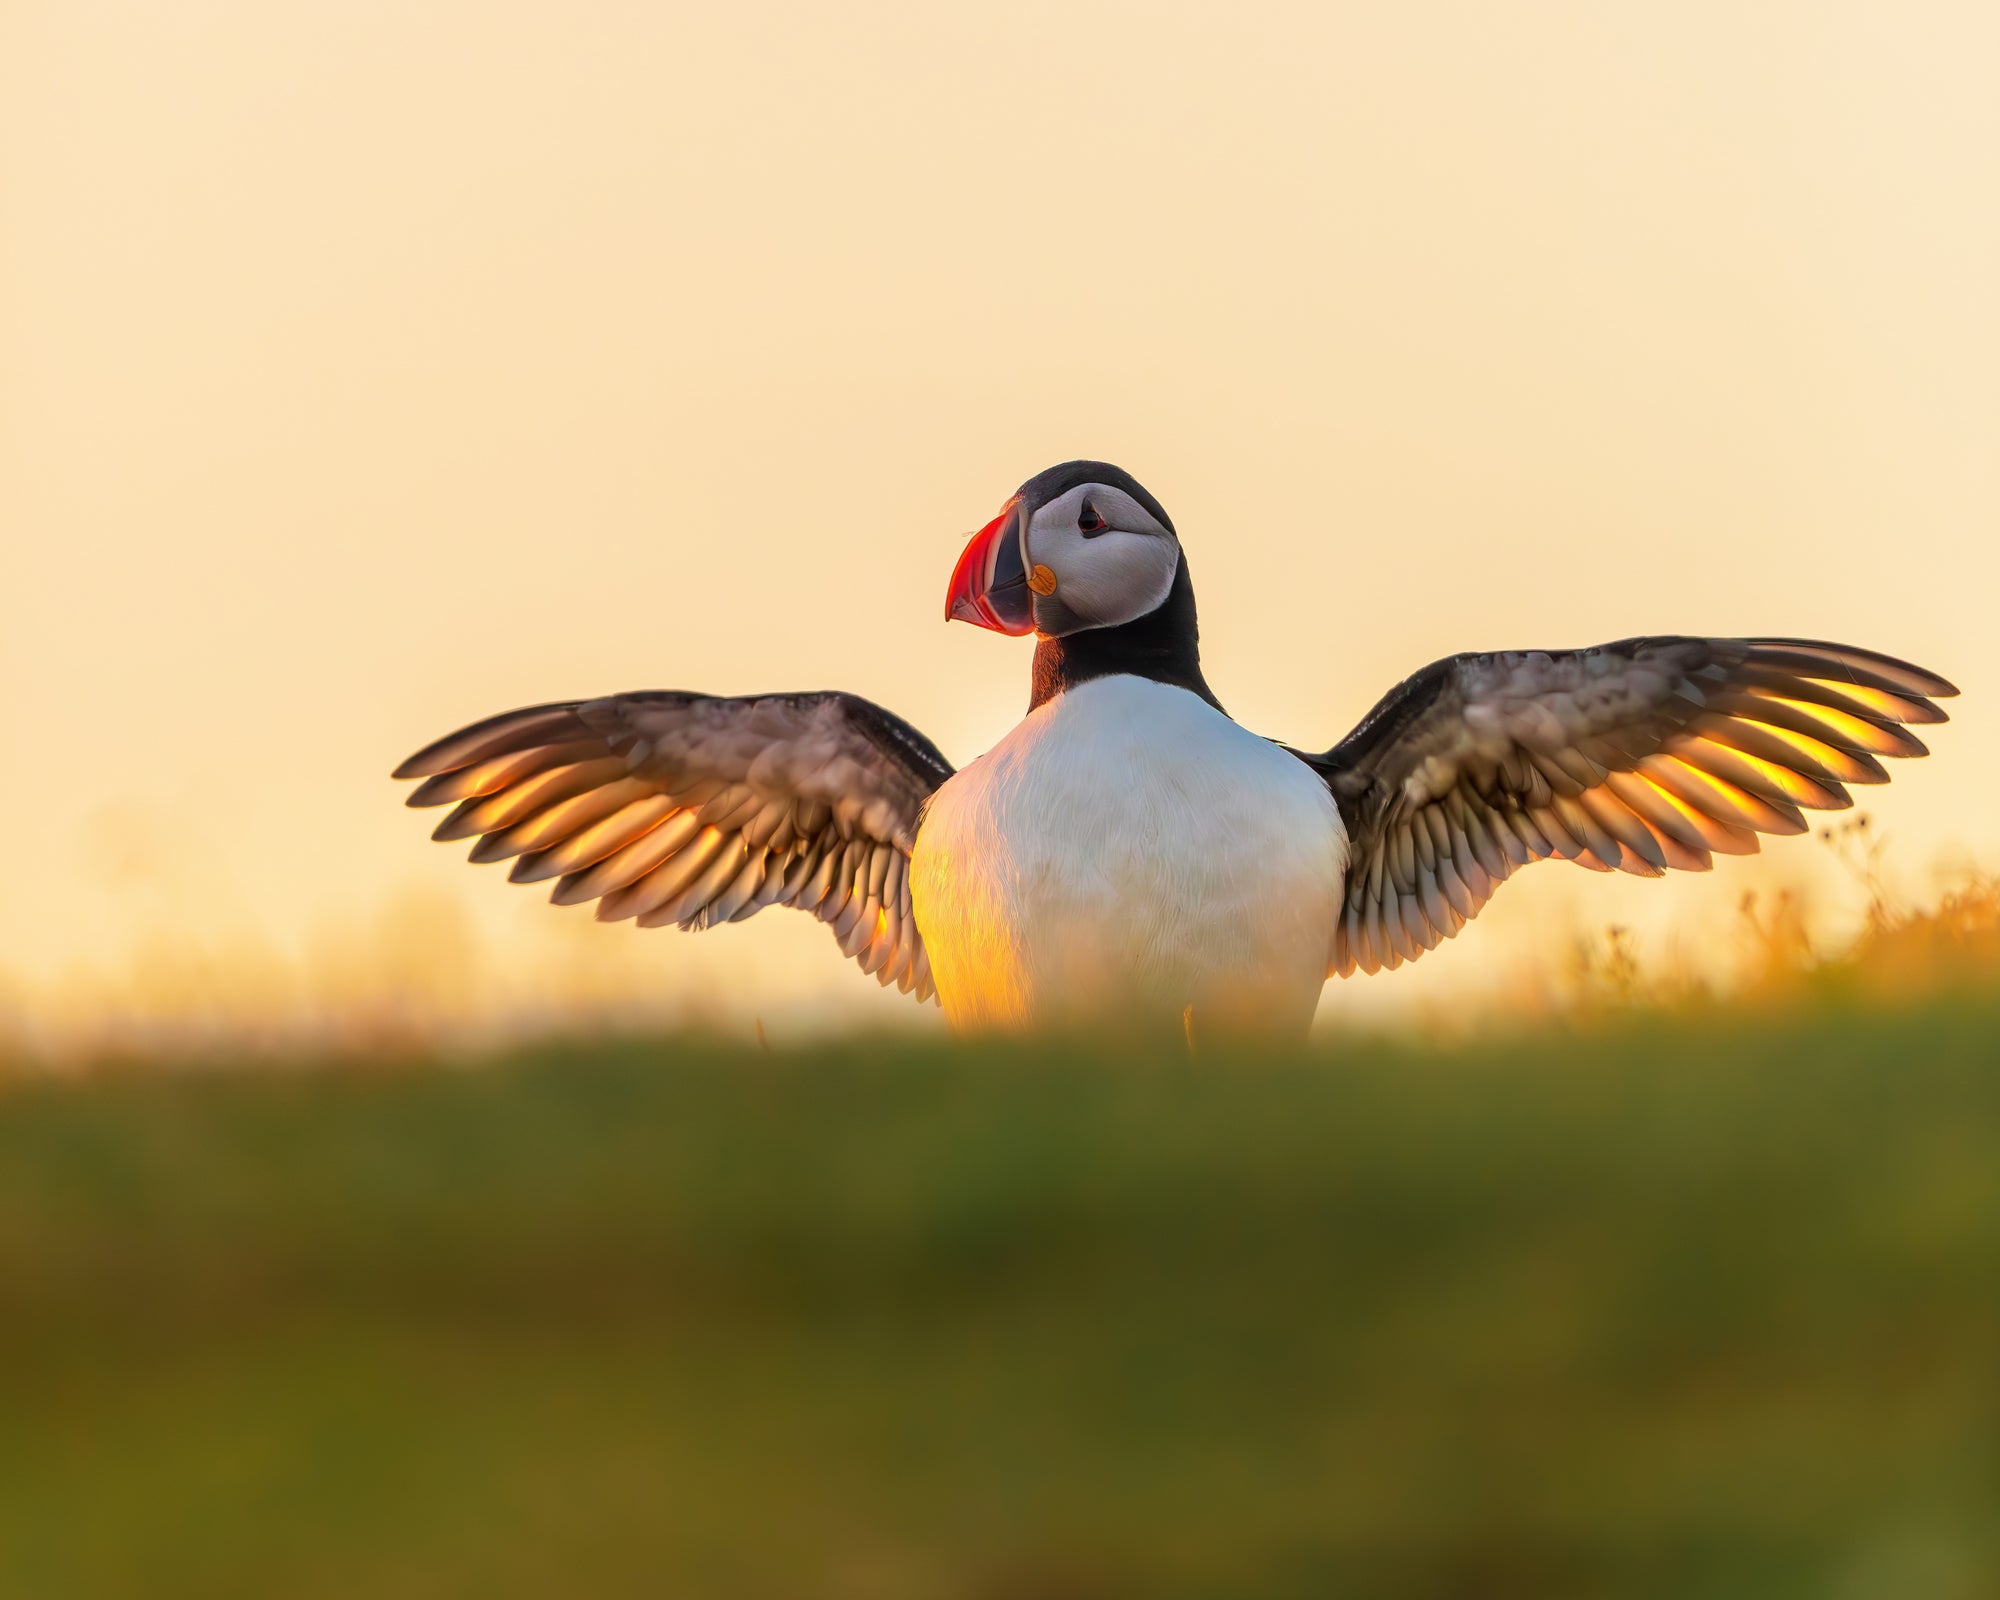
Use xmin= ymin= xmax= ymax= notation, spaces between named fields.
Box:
xmin=394 ymin=458 xmax=1958 ymax=1042
xmin=912 ymin=674 xmax=1346 ymax=1035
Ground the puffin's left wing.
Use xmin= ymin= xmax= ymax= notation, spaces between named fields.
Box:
xmin=394 ymin=691 xmax=953 ymax=1001
xmin=1293 ymin=637 xmax=1955 ymax=976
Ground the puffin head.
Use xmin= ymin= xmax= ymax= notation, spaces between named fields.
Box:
xmin=946 ymin=461 xmax=1181 ymax=639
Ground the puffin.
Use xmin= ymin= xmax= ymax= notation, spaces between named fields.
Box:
xmin=395 ymin=460 xmax=1956 ymax=1038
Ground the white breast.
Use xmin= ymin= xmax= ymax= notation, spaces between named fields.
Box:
xmin=910 ymin=675 xmax=1348 ymax=1037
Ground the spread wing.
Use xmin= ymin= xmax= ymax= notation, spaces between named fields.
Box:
xmin=1295 ymin=638 xmax=1957 ymax=977
xmin=393 ymin=691 xmax=954 ymax=1001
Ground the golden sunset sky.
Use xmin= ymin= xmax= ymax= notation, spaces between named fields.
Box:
xmin=5 ymin=2 xmax=1996 ymax=1041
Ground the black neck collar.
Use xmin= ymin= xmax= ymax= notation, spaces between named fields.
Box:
xmin=1028 ymin=552 xmax=1223 ymax=715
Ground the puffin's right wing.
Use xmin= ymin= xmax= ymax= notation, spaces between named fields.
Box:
xmin=1293 ymin=637 xmax=1956 ymax=977
xmin=394 ymin=691 xmax=953 ymax=1001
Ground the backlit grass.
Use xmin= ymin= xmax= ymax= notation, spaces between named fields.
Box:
xmin=2 ymin=999 xmax=1998 ymax=1598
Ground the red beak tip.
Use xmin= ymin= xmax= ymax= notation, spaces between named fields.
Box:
xmin=945 ymin=500 xmax=1036 ymax=636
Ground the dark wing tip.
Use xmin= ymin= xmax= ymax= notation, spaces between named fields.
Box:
xmin=1746 ymin=638 xmax=1959 ymax=700
xmin=391 ymin=703 xmax=584 ymax=781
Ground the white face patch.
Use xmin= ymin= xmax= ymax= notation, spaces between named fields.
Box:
xmin=1022 ymin=484 xmax=1180 ymax=635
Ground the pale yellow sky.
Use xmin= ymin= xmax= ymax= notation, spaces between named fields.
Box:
xmin=4 ymin=2 xmax=1996 ymax=1043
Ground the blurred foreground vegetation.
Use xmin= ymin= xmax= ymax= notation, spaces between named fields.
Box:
xmin=3 ymin=993 xmax=1998 ymax=1599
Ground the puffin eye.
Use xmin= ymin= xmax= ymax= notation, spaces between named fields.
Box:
xmin=1077 ymin=498 xmax=1109 ymax=537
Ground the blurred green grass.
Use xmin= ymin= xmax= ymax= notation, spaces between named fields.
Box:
xmin=2 ymin=1004 xmax=1997 ymax=1599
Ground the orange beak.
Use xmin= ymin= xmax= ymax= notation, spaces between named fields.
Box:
xmin=945 ymin=499 xmax=1036 ymax=635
